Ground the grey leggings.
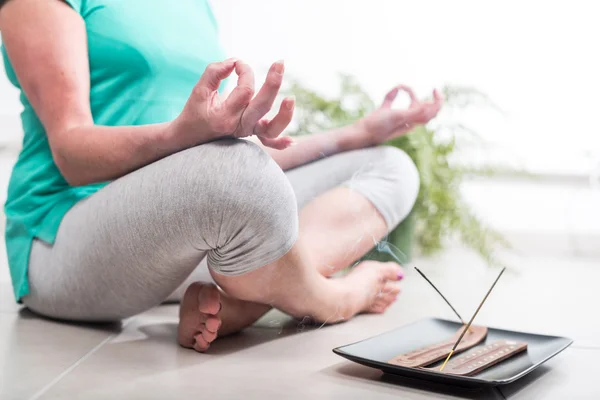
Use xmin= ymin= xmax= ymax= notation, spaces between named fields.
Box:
xmin=23 ymin=139 xmax=419 ymax=321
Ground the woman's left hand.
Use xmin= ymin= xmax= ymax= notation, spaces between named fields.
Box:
xmin=354 ymin=85 xmax=444 ymax=147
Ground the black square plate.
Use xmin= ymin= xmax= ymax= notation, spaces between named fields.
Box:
xmin=333 ymin=317 xmax=573 ymax=388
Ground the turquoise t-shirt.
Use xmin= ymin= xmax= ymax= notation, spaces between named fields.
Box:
xmin=1 ymin=0 xmax=227 ymax=301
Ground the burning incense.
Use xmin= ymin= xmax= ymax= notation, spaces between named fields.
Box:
xmin=440 ymin=267 xmax=506 ymax=372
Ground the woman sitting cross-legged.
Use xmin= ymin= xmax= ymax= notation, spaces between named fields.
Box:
xmin=0 ymin=0 xmax=442 ymax=352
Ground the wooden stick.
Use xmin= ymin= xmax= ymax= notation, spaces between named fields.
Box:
xmin=440 ymin=267 xmax=506 ymax=372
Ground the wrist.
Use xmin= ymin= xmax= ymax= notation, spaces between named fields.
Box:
xmin=160 ymin=119 xmax=192 ymax=152
xmin=163 ymin=117 xmax=219 ymax=151
xmin=335 ymin=121 xmax=370 ymax=152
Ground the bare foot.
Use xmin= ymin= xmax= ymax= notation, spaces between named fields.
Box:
xmin=178 ymin=282 xmax=270 ymax=352
xmin=342 ymin=260 xmax=403 ymax=315
xmin=178 ymin=261 xmax=402 ymax=351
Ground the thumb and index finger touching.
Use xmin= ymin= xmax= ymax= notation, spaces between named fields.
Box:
xmin=202 ymin=58 xmax=296 ymax=148
xmin=384 ymin=85 xmax=444 ymax=127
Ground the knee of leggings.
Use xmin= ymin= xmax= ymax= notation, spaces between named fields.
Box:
xmin=201 ymin=139 xmax=299 ymax=275
xmin=347 ymin=146 xmax=420 ymax=229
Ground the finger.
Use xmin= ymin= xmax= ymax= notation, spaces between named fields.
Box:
xmin=382 ymin=85 xmax=419 ymax=109
xmin=381 ymin=87 xmax=399 ymax=108
xmin=397 ymin=85 xmax=419 ymax=107
xmin=224 ymin=60 xmax=256 ymax=112
xmin=254 ymin=96 xmax=295 ymax=138
xmin=418 ymin=98 xmax=442 ymax=122
xmin=195 ymin=59 xmax=237 ymax=95
xmin=241 ymin=60 xmax=285 ymax=128
xmin=258 ymin=135 xmax=294 ymax=150
xmin=433 ymin=88 xmax=444 ymax=105
xmin=255 ymin=118 xmax=295 ymax=149
xmin=253 ymin=119 xmax=270 ymax=136
xmin=417 ymin=89 xmax=443 ymax=115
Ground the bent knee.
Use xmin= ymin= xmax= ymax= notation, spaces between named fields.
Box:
xmin=171 ymin=139 xmax=298 ymax=218
xmin=346 ymin=146 xmax=420 ymax=229
xmin=177 ymin=140 xmax=299 ymax=275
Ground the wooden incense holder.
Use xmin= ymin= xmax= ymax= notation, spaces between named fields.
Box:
xmin=423 ymin=340 xmax=528 ymax=376
xmin=388 ymin=325 xmax=488 ymax=368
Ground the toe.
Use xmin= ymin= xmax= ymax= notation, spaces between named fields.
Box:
xmin=205 ymin=316 xmax=221 ymax=333
xmin=371 ymin=287 xmax=400 ymax=314
xmin=381 ymin=281 xmax=402 ymax=296
xmin=198 ymin=284 xmax=221 ymax=315
xmin=201 ymin=328 xmax=218 ymax=343
xmin=381 ymin=262 xmax=404 ymax=282
xmin=193 ymin=334 xmax=210 ymax=352
xmin=377 ymin=291 xmax=399 ymax=303
xmin=369 ymin=303 xmax=387 ymax=314
xmin=371 ymin=296 xmax=397 ymax=313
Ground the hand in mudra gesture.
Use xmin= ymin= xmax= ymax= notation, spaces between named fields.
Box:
xmin=357 ymin=85 xmax=444 ymax=146
xmin=173 ymin=58 xmax=295 ymax=150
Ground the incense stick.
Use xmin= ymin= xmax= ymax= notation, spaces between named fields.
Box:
xmin=414 ymin=267 xmax=466 ymax=325
xmin=439 ymin=267 xmax=506 ymax=372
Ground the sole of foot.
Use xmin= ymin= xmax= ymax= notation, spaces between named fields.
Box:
xmin=178 ymin=282 xmax=222 ymax=353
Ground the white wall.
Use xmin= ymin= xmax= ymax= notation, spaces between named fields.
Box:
xmin=210 ymin=0 xmax=600 ymax=176
xmin=2 ymin=0 xmax=599 ymax=175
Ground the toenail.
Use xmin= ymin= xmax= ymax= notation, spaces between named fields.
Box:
xmin=397 ymin=272 xmax=404 ymax=280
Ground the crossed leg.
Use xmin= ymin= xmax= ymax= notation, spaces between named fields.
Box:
xmin=176 ymin=145 xmax=420 ymax=350
xmin=22 ymin=140 xmax=419 ymax=354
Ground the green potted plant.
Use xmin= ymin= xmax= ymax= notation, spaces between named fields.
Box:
xmin=285 ymin=74 xmax=508 ymax=265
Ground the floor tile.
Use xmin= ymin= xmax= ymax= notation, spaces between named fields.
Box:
xmin=0 ymin=310 xmax=122 ymax=400
xmin=5 ymin=246 xmax=598 ymax=399
xmin=499 ymin=347 xmax=600 ymax=399
xmin=38 ymin=305 xmax=500 ymax=400
xmin=0 ymin=282 xmax=22 ymax=313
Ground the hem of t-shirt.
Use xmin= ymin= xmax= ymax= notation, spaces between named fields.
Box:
xmin=15 ymin=237 xmax=33 ymax=303
xmin=11 ymin=191 xmax=86 ymax=302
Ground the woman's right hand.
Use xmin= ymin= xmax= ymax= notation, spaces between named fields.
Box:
xmin=171 ymin=58 xmax=295 ymax=150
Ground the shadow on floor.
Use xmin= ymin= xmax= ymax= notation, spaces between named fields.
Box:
xmin=136 ymin=315 xmax=322 ymax=356
xmin=15 ymin=305 xmax=325 ymax=358
xmin=18 ymin=307 xmax=125 ymax=333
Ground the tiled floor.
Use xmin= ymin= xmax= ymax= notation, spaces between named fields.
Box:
xmin=1 ymin=246 xmax=599 ymax=399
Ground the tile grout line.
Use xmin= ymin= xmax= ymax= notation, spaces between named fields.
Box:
xmin=27 ymin=317 xmax=137 ymax=400
xmin=27 ymin=334 xmax=115 ymax=400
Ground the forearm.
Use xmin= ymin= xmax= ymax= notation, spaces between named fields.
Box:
xmin=51 ymin=122 xmax=189 ymax=186
xmin=255 ymin=123 xmax=367 ymax=171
